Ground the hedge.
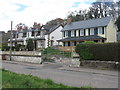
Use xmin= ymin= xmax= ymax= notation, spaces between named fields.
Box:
xmin=91 ymin=43 xmax=119 ymax=61
xmin=76 ymin=42 xmax=120 ymax=61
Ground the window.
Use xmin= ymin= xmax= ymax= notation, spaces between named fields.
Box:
xmin=98 ymin=27 xmax=102 ymax=34
xmin=17 ymin=34 xmax=18 ymax=38
xmin=68 ymin=31 xmax=71 ymax=37
xmin=12 ymin=34 xmax=16 ymax=38
xmin=84 ymin=29 xmax=86 ymax=36
xmin=65 ymin=31 xmax=68 ymax=37
xmin=72 ymin=41 xmax=76 ymax=46
xmin=88 ymin=28 xmax=90 ymax=35
xmin=65 ymin=42 xmax=68 ymax=46
xmin=38 ymin=41 xmax=43 ymax=48
xmin=37 ymin=31 xmax=40 ymax=36
xmin=90 ymin=28 xmax=94 ymax=35
xmin=63 ymin=32 xmax=65 ymax=37
xmin=65 ymin=42 xmax=70 ymax=46
xmin=80 ymin=29 xmax=84 ymax=36
xmin=31 ymin=31 xmax=34 ymax=36
xmin=23 ymin=33 xmax=27 ymax=37
xmin=98 ymin=27 xmax=104 ymax=34
xmin=102 ymin=27 xmax=104 ymax=34
xmin=71 ymin=31 xmax=74 ymax=37
xmin=94 ymin=28 xmax=98 ymax=35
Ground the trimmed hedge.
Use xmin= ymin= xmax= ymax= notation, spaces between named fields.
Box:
xmin=91 ymin=43 xmax=119 ymax=61
xmin=76 ymin=42 xmax=120 ymax=61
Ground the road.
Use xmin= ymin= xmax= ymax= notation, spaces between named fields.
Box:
xmin=2 ymin=61 xmax=119 ymax=88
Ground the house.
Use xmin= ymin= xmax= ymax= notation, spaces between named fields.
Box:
xmin=57 ymin=16 xmax=117 ymax=51
xmin=8 ymin=22 xmax=63 ymax=50
xmin=44 ymin=24 xmax=63 ymax=48
xmin=8 ymin=22 xmax=46 ymax=50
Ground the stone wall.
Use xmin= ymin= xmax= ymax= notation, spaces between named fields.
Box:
xmin=2 ymin=51 xmax=41 ymax=56
xmin=81 ymin=61 xmax=119 ymax=70
xmin=5 ymin=55 xmax=42 ymax=64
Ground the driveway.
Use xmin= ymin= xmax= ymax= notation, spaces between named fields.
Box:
xmin=2 ymin=61 xmax=119 ymax=88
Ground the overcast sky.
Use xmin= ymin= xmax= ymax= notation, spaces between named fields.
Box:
xmin=0 ymin=0 xmax=117 ymax=32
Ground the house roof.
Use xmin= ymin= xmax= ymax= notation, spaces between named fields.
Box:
xmin=57 ymin=36 xmax=106 ymax=42
xmin=26 ymin=37 xmax=45 ymax=41
xmin=62 ymin=16 xmax=112 ymax=31
xmin=44 ymin=24 xmax=63 ymax=35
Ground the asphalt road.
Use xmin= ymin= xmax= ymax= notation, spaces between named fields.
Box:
xmin=2 ymin=61 xmax=119 ymax=88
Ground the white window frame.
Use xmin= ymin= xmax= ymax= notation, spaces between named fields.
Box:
xmin=65 ymin=31 xmax=68 ymax=37
xmin=80 ymin=29 xmax=84 ymax=36
xmin=71 ymin=31 xmax=74 ymax=37
xmin=98 ymin=27 xmax=103 ymax=34
xmin=90 ymin=28 xmax=94 ymax=35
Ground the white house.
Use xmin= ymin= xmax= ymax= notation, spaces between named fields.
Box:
xmin=44 ymin=24 xmax=63 ymax=48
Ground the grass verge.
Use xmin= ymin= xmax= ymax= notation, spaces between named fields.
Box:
xmin=2 ymin=69 xmax=92 ymax=89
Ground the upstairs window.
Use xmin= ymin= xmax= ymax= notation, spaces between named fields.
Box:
xmin=23 ymin=33 xmax=27 ymax=37
xmin=31 ymin=31 xmax=34 ymax=36
xmin=90 ymin=28 xmax=94 ymax=35
xmin=80 ymin=29 xmax=85 ymax=36
xmin=71 ymin=31 xmax=74 ymax=37
xmin=65 ymin=31 xmax=68 ymax=37
xmin=68 ymin=31 xmax=71 ymax=37
xmin=63 ymin=32 xmax=65 ymax=37
xmin=94 ymin=28 xmax=98 ymax=35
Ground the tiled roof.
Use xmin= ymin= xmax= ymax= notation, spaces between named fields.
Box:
xmin=57 ymin=35 xmax=106 ymax=42
xmin=62 ymin=16 xmax=112 ymax=31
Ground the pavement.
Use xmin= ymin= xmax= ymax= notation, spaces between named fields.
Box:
xmin=2 ymin=60 xmax=119 ymax=88
xmin=3 ymin=60 xmax=118 ymax=76
xmin=59 ymin=66 xmax=118 ymax=76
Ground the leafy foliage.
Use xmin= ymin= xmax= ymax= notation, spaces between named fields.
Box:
xmin=26 ymin=39 xmax=34 ymax=51
xmin=76 ymin=41 xmax=95 ymax=61
xmin=15 ymin=44 xmax=21 ymax=51
xmin=76 ymin=42 xmax=119 ymax=61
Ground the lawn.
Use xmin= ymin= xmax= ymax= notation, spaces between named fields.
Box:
xmin=2 ymin=69 xmax=91 ymax=89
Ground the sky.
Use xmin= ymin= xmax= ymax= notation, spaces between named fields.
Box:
xmin=0 ymin=0 xmax=117 ymax=32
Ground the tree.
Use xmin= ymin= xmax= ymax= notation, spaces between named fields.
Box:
xmin=115 ymin=16 xmax=120 ymax=31
xmin=26 ymin=39 xmax=34 ymax=51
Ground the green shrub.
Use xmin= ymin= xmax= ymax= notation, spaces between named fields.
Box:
xmin=76 ymin=43 xmax=93 ymax=61
xmin=42 ymin=47 xmax=60 ymax=55
xmin=26 ymin=39 xmax=34 ymax=51
xmin=2 ymin=45 xmax=10 ymax=51
xmin=76 ymin=42 xmax=119 ymax=61
xmin=15 ymin=44 xmax=21 ymax=51
xmin=91 ymin=43 xmax=119 ymax=61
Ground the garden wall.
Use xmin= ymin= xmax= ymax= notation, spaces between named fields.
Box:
xmin=5 ymin=55 xmax=42 ymax=64
xmin=81 ymin=60 xmax=119 ymax=70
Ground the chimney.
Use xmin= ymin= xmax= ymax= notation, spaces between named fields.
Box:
xmin=67 ymin=18 xmax=72 ymax=24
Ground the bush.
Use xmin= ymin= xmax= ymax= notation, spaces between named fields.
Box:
xmin=91 ymin=43 xmax=119 ymax=61
xmin=2 ymin=45 xmax=10 ymax=51
xmin=42 ymin=47 xmax=60 ymax=55
xmin=76 ymin=42 xmax=94 ymax=61
xmin=26 ymin=39 xmax=34 ymax=51
xmin=76 ymin=42 xmax=119 ymax=61
xmin=15 ymin=44 xmax=21 ymax=51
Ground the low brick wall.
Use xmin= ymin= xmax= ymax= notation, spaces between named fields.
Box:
xmin=5 ymin=55 xmax=42 ymax=64
xmin=81 ymin=61 xmax=119 ymax=70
